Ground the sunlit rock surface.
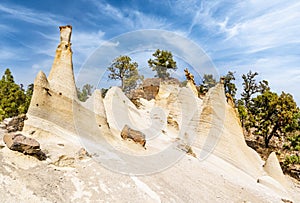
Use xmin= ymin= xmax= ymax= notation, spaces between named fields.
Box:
xmin=1 ymin=25 xmax=299 ymax=203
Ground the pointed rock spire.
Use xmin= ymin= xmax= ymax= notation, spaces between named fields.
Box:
xmin=48 ymin=25 xmax=76 ymax=99
xmin=34 ymin=71 xmax=49 ymax=89
xmin=264 ymin=152 xmax=288 ymax=187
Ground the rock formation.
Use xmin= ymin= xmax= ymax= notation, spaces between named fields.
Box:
xmin=225 ymin=92 xmax=235 ymax=107
xmin=194 ymin=83 xmax=264 ymax=178
xmin=127 ymin=78 xmax=181 ymax=106
xmin=0 ymin=25 xmax=298 ymax=202
xmin=24 ymin=26 xmax=77 ymax=134
xmin=48 ymin=25 xmax=77 ymax=99
xmin=264 ymin=152 xmax=288 ymax=187
xmin=141 ymin=78 xmax=161 ymax=100
xmin=184 ymin=68 xmax=198 ymax=97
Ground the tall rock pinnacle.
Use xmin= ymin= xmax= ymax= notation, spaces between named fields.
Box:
xmin=48 ymin=25 xmax=76 ymax=99
xmin=24 ymin=25 xmax=78 ymax=134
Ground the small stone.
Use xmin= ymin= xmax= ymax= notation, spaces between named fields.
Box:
xmin=76 ymin=147 xmax=91 ymax=160
xmin=53 ymin=155 xmax=75 ymax=167
xmin=121 ymin=125 xmax=146 ymax=147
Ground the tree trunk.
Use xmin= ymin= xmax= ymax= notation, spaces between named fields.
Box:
xmin=264 ymin=135 xmax=270 ymax=148
xmin=120 ymin=76 xmax=124 ymax=91
xmin=265 ymin=124 xmax=279 ymax=148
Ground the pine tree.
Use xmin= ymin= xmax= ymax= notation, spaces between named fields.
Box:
xmin=203 ymin=74 xmax=217 ymax=88
xmin=238 ymin=71 xmax=270 ymax=131
xmin=223 ymin=71 xmax=237 ymax=99
xmin=77 ymin=84 xmax=93 ymax=102
xmin=0 ymin=68 xmax=27 ymax=120
xmin=148 ymin=49 xmax=177 ymax=79
xmin=249 ymin=91 xmax=299 ymax=147
xmin=107 ymin=55 xmax=142 ymax=93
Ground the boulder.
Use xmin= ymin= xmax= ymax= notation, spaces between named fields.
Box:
xmin=3 ymin=117 xmax=13 ymax=126
xmin=127 ymin=88 xmax=145 ymax=107
xmin=3 ymin=133 xmax=41 ymax=154
xmin=127 ymin=78 xmax=181 ymax=106
xmin=142 ymin=78 xmax=161 ymax=100
xmin=121 ymin=125 xmax=146 ymax=147
xmin=3 ymin=114 xmax=27 ymax=132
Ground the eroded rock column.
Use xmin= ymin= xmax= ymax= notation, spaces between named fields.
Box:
xmin=48 ymin=25 xmax=76 ymax=99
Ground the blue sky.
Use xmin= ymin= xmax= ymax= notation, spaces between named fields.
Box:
xmin=0 ymin=0 xmax=299 ymax=103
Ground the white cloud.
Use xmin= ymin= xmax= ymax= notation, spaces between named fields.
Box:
xmin=0 ymin=45 xmax=31 ymax=62
xmin=87 ymin=0 xmax=168 ymax=30
xmin=0 ymin=49 xmax=17 ymax=61
xmin=0 ymin=23 xmax=18 ymax=35
xmin=31 ymin=59 xmax=53 ymax=74
xmin=174 ymin=0 xmax=300 ymax=103
xmin=233 ymin=1 xmax=300 ymax=52
xmin=0 ymin=3 xmax=63 ymax=26
xmin=72 ymin=30 xmax=105 ymax=57
xmin=32 ymin=28 xmax=107 ymax=69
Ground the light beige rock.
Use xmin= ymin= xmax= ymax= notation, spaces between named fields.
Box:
xmin=257 ymin=175 xmax=289 ymax=199
xmin=24 ymin=26 xmax=77 ymax=134
xmin=48 ymin=25 xmax=76 ymax=99
xmin=4 ymin=25 xmax=298 ymax=203
xmin=193 ymin=83 xmax=265 ymax=178
xmin=264 ymin=152 xmax=288 ymax=187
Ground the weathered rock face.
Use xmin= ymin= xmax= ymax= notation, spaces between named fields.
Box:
xmin=184 ymin=68 xmax=198 ymax=97
xmin=3 ymin=133 xmax=40 ymax=154
xmin=24 ymin=26 xmax=77 ymax=134
xmin=6 ymin=25 xmax=297 ymax=202
xmin=128 ymin=78 xmax=181 ymax=105
xmin=121 ymin=124 xmax=146 ymax=147
xmin=52 ymin=155 xmax=75 ymax=167
xmin=194 ymin=83 xmax=265 ymax=178
xmin=225 ymin=92 xmax=235 ymax=107
xmin=264 ymin=152 xmax=288 ymax=187
xmin=142 ymin=78 xmax=161 ymax=100
xmin=48 ymin=25 xmax=76 ymax=99
xmin=126 ymin=88 xmax=145 ymax=107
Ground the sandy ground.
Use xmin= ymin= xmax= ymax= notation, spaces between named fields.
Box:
xmin=1 ymin=132 xmax=299 ymax=203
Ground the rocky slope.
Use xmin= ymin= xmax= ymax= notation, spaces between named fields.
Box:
xmin=0 ymin=25 xmax=299 ymax=202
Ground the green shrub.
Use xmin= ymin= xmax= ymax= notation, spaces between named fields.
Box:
xmin=284 ymin=154 xmax=300 ymax=165
xmin=283 ymin=143 xmax=290 ymax=150
xmin=287 ymin=134 xmax=300 ymax=151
